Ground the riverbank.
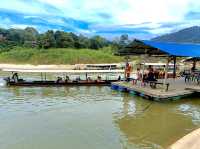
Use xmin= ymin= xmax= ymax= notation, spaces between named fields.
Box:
xmin=0 ymin=47 xmax=124 ymax=64
xmin=0 ymin=64 xmax=75 ymax=70
xmin=0 ymin=63 xmax=125 ymax=70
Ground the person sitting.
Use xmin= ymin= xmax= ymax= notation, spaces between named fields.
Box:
xmin=56 ymin=77 xmax=63 ymax=83
xmin=12 ymin=73 xmax=19 ymax=82
xmin=118 ymin=75 xmax=121 ymax=81
xmin=76 ymin=76 xmax=81 ymax=81
xmin=144 ymin=67 xmax=157 ymax=83
xmin=97 ymin=76 xmax=102 ymax=81
xmin=154 ymin=70 xmax=159 ymax=79
xmin=191 ymin=61 xmax=197 ymax=73
xmin=65 ymin=75 xmax=70 ymax=82
xmin=87 ymin=77 xmax=92 ymax=81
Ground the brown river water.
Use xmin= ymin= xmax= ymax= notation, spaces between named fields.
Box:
xmin=0 ymin=73 xmax=200 ymax=149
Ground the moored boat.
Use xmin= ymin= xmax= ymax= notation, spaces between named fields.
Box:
xmin=4 ymin=78 xmax=118 ymax=87
xmin=2 ymin=68 xmax=124 ymax=87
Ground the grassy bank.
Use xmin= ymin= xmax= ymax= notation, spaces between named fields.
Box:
xmin=0 ymin=47 xmax=124 ymax=64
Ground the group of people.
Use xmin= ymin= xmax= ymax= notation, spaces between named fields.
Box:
xmin=184 ymin=63 xmax=200 ymax=83
xmin=56 ymin=75 xmax=103 ymax=83
xmin=133 ymin=65 xmax=158 ymax=85
xmin=124 ymin=63 xmax=167 ymax=85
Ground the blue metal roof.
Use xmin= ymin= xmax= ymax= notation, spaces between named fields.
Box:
xmin=142 ymin=40 xmax=200 ymax=57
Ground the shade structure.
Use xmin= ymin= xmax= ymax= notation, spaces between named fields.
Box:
xmin=116 ymin=40 xmax=166 ymax=56
xmin=116 ymin=40 xmax=200 ymax=57
xmin=143 ymin=40 xmax=200 ymax=57
xmin=116 ymin=40 xmax=199 ymax=87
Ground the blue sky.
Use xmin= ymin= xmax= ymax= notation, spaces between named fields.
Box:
xmin=0 ymin=0 xmax=200 ymax=39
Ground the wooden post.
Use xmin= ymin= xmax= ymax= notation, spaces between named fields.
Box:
xmin=41 ymin=72 xmax=43 ymax=81
xmin=142 ymin=60 xmax=145 ymax=83
xmin=44 ymin=73 xmax=47 ymax=81
xmin=85 ymin=73 xmax=87 ymax=80
xmin=141 ymin=54 xmax=147 ymax=85
xmin=164 ymin=57 xmax=170 ymax=91
xmin=173 ymin=56 xmax=176 ymax=79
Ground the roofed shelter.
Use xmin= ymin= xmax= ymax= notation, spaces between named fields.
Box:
xmin=116 ymin=40 xmax=200 ymax=88
xmin=117 ymin=40 xmax=200 ymax=57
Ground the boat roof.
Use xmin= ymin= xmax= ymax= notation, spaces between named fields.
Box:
xmin=139 ymin=63 xmax=183 ymax=66
xmin=86 ymin=64 xmax=118 ymax=67
xmin=1 ymin=69 xmax=124 ymax=73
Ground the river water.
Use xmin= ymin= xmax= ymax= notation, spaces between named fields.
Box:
xmin=0 ymin=74 xmax=200 ymax=149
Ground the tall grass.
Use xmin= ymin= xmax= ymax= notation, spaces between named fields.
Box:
xmin=0 ymin=47 xmax=124 ymax=64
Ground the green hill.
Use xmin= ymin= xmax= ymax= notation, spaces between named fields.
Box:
xmin=152 ymin=26 xmax=200 ymax=43
xmin=0 ymin=47 xmax=123 ymax=64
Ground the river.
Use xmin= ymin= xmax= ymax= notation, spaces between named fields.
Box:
xmin=0 ymin=74 xmax=200 ymax=149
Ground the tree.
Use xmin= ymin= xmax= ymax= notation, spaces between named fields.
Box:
xmin=25 ymin=27 xmax=39 ymax=37
xmin=23 ymin=27 xmax=39 ymax=47
xmin=7 ymin=29 xmax=25 ymax=45
xmin=0 ymin=27 xmax=114 ymax=50
xmin=89 ymin=36 xmax=108 ymax=49
xmin=77 ymin=34 xmax=90 ymax=49
xmin=119 ymin=34 xmax=129 ymax=48
xmin=39 ymin=30 xmax=56 ymax=49
xmin=55 ymin=31 xmax=74 ymax=48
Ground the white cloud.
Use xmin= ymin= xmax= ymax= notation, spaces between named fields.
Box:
xmin=0 ymin=0 xmax=46 ymax=14
xmin=10 ymin=24 xmax=36 ymax=29
xmin=1 ymin=0 xmax=200 ymax=39
xmin=2 ymin=0 xmax=200 ymax=25
xmin=35 ymin=0 xmax=197 ymax=24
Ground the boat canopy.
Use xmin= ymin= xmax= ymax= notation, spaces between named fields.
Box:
xmin=139 ymin=63 xmax=183 ymax=66
xmin=1 ymin=69 xmax=124 ymax=73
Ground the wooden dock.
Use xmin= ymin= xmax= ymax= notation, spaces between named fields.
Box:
xmin=111 ymin=78 xmax=200 ymax=101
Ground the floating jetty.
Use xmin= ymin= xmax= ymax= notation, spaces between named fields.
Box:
xmin=111 ymin=79 xmax=200 ymax=101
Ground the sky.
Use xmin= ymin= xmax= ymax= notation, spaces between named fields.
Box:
xmin=0 ymin=0 xmax=200 ymax=39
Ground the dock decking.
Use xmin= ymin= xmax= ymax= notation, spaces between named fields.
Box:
xmin=111 ymin=78 xmax=200 ymax=101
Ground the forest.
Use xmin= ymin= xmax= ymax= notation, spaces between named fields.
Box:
xmin=0 ymin=27 xmax=130 ymax=64
xmin=0 ymin=27 xmax=130 ymax=51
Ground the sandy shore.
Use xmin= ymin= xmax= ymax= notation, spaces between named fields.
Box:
xmin=0 ymin=64 xmax=76 ymax=70
xmin=0 ymin=63 xmax=124 ymax=70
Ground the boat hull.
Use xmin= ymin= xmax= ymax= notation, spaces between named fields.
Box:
xmin=5 ymin=80 xmax=118 ymax=87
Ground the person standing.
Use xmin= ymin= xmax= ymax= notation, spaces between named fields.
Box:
xmin=125 ymin=62 xmax=132 ymax=81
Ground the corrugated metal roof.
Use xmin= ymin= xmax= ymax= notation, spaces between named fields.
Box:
xmin=117 ymin=40 xmax=200 ymax=57
xmin=142 ymin=40 xmax=200 ymax=57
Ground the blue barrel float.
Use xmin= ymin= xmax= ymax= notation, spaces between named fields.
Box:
xmin=130 ymin=90 xmax=137 ymax=95
xmin=118 ymin=86 xmax=128 ymax=92
xmin=111 ymin=84 xmax=119 ymax=90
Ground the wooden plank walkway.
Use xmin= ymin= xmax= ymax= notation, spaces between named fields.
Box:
xmin=111 ymin=78 xmax=200 ymax=101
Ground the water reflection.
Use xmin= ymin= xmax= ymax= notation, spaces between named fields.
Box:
xmin=113 ymin=94 xmax=200 ymax=149
xmin=0 ymin=76 xmax=200 ymax=149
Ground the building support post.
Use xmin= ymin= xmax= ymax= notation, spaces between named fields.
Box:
xmin=173 ymin=56 xmax=176 ymax=79
xmin=164 ymin=57 xmax=170 ymax=91
xmin=41 ymin=72 xmax=43 ymax=81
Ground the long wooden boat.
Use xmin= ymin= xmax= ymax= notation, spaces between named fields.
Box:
xmin=2 ymin=68 xmax=124 ymax=87
xmin=4 ymin=78 xmax=119 ymax=87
